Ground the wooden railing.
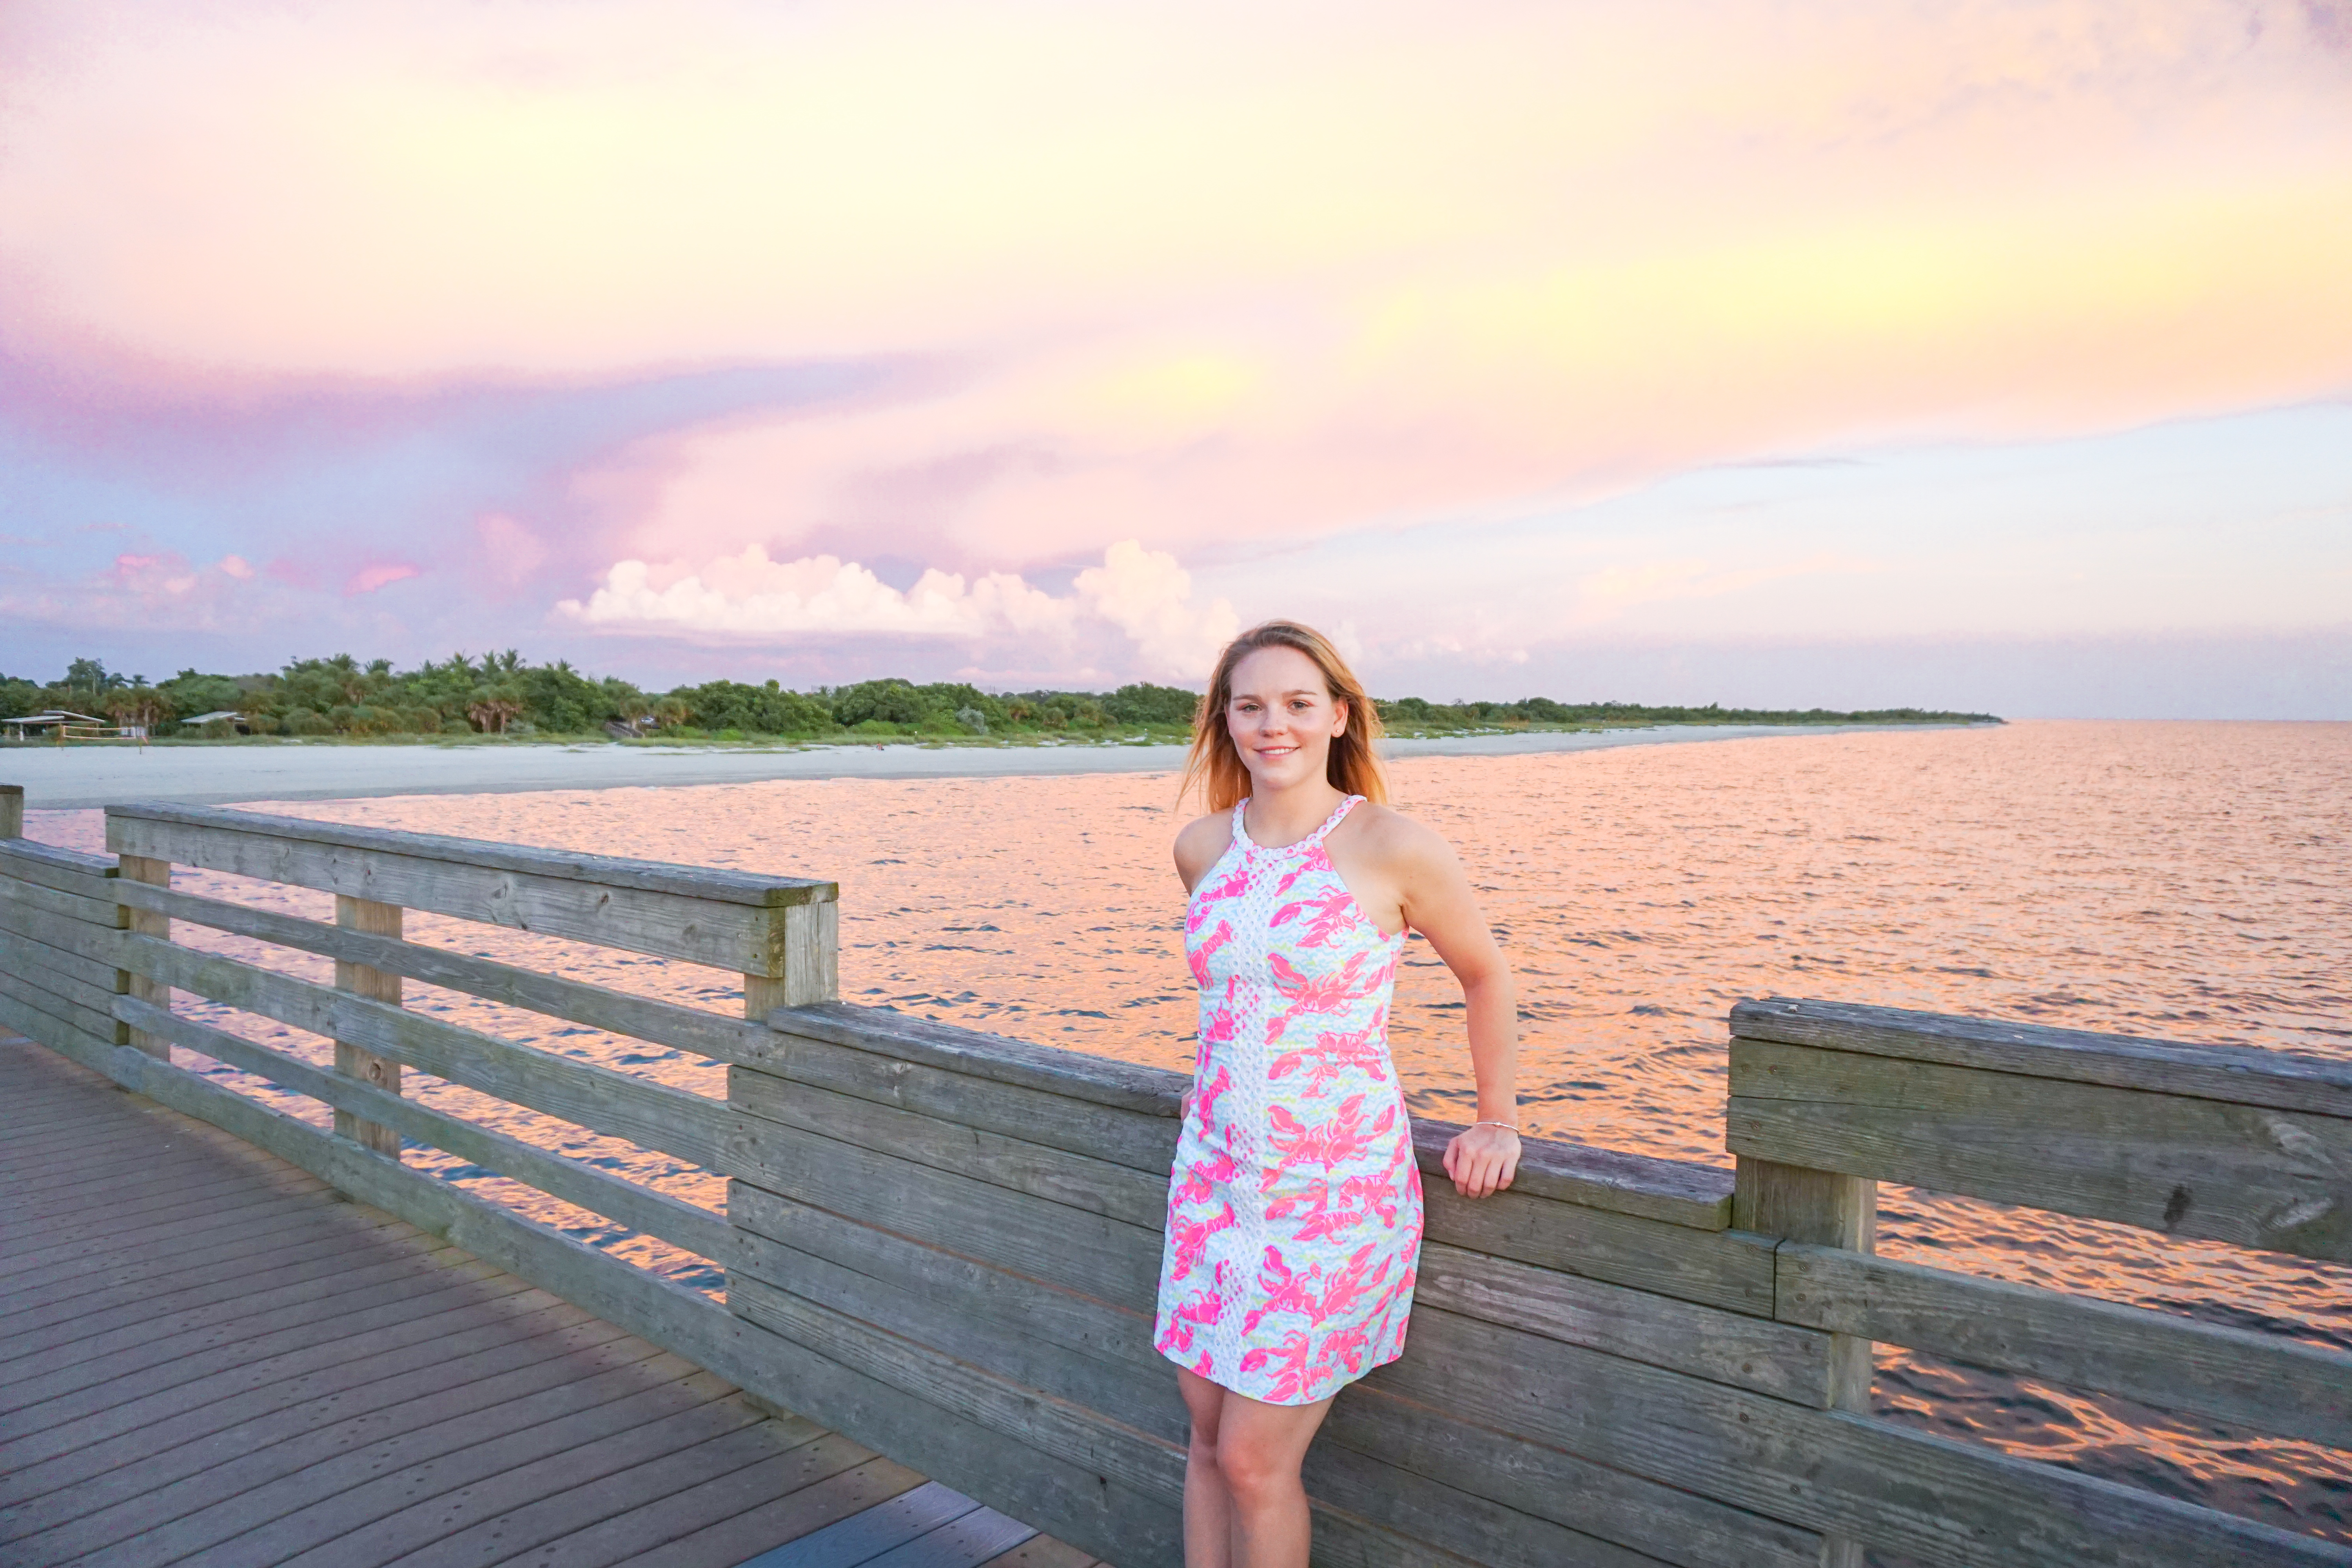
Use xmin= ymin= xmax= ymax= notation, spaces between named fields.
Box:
xmin=0 ymin=795 xmax=2345 ymax=1567
xmin=0 ymin=801 xmax=831 ymax=1439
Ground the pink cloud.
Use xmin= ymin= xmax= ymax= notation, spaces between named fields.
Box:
xmin=344 ymin=561 xmax=420 ymax=596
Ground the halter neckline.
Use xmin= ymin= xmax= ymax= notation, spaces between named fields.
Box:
xmin=1232 ymin=793 xmax=1363 ymax=855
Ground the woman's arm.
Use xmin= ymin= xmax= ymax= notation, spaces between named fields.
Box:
xmin=1391 ymin=824 xmax=1521 ymax=1198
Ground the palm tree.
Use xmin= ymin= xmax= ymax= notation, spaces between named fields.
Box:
xmin=468 ymin=691 xmax=525 ymax=733
xmin=104 ymin=690 xmax=172 ymax=733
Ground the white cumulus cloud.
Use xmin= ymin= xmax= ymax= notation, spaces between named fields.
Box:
xmin=1074 ymin=540 xmax=1241 ymax=677
xmin=556 ymin=539 xmax=1239 ymax=678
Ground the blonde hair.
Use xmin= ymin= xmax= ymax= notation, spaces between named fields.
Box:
xmin=1182 ymin=620 xmax=1388 ymax=813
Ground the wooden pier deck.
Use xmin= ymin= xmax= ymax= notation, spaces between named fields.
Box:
xmin=0 ymin=1035 xmax=1093 ymax=1568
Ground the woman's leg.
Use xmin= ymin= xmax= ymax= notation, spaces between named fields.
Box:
xmin=1176 ymin=1369 xmax=1334 ymax=1568
xmin=1176 ymin=1368 xmax=1236 ymax=1568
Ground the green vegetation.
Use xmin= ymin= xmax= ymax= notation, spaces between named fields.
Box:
xmin=0 ymin=653 xmax=1997 ymax=744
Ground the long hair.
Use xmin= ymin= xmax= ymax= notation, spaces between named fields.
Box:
xmin=1181 ymin=621 xmax=1387 ymax=813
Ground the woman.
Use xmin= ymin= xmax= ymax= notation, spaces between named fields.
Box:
xmin=1155 ymin=620 xmax=1521 ymax=1567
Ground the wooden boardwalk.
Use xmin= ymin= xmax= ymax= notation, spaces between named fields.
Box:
xmin=0 ymin=1036 xmax=1100 ymax=1568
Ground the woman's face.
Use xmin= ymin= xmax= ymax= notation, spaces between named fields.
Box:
xmin=1225 ymin=644 xmax=1349 ymax=794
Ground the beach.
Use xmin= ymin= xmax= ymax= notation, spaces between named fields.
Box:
xmin=2 ymin=720 xmax=1978 ymax=809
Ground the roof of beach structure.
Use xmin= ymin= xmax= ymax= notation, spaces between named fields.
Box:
xmin=5 ymin=709 xmax=104 ymax=724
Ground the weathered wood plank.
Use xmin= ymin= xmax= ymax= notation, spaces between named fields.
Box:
xmin=0 ymin=902 xmax=120 ymax=970
xmin=0 ymin=1243 xmax=475 ymax=1382
xmin=730 ymin=1223 xmax=1183 ymax=1446
xmin=1732 ymin=997 xmax=2352 ymax=1120
xmin=0 ymin=1316 xmax=651 ymax=1533
xmin=730 ymin=1200 xmax=1819 ymax=1568
xmin=741 ymin=1031 xmax=1181 ymax=1173
xmin=0 ymin=783 xmax=19 ymax=840
xmin=747 ymin=900 xmax=839 ymax=1014
xmin=110 ymin=874 xmax=774 ymax=1065
xmin=0 ymin=934 xmax=124 ymax=1014
xmin=0 ymin=922 xmax=124 ymax=996
xmin=0 ymin=1157 xmax=343 ymax=1247
xmin=1732 ymin=1155 xmax=1875 ymax=1408
xmin=0 ymin=1282 xmax=581 ymax=1475
xmin=1421 ymin=1179 xmax=1778 ymax=1317
xmin=1412 ymin=1116 xmax=1731 ymax=1229
xmin=1777 ymin=1242 xmax=2352 ymax=1451
xmin=730 ymin=1192 xmax=1154 ymax=1381
xmin=729 ymin=1274 xmax=1190 ymax=1522
xmin=283 ymin=1394 xmax=797 ymax=1567
xmin=1732 ymin=1152 xmax=1875 ymax=1568
xmin=2 ymin=1256 xmax=511 ymax=1410
xmin=973 ymin=1539 xmax=1096 ymax=1568
xmin=1323 ymin=1379 xmax=1818 ymax=1568
xmin=0 ymin=968 xmax=127 ymax=1052
xmin=0 ymin=872 xmax=123 ymax=929
xmin=713 ymin=1480 xmax=980 ymax=1568
xmin=1 ymin=1184 xmax=351 ymax=1288
xmin=115 ymin=852 xmax=172 ymax=1062
xmin=111 ymin=930 xmax=730 ymax=1171
xmin=766 ymin=1085 xmax=1777 ymax=1322
xmin=728 ymin=1072 xmax=1171 ymax=1230
xmin=725 ymin=1119 xmax=1165 ymax=1312
xmin=0 ymin=838 xmax=116 ymax=898
xmin=1728 ymin=1039 xmax=2352 ymax=1262
xmin=764 ymin=1003 xmax=1185 ymax=1116
xmin=0 ymin=993 xmax=115 ymax=1073
xmin=155 ymin=1368 xmax=754 ymax=1567
xmin=116 ymin=996 xmax=729 ymax=1259
xmin=1413 ymin=1240 xmax=1830 ymax=1404
xmin=758 ymin=1007 xmax=1730 ymax=1228
xmin=471 ymin=1431 xmax=887 ymax=1568
xmin=3 ymin=1332 xmax=670 ymax=1557
xmin=1365 ymin=1300 xmax=2352 ymax=1568
xmin=332 ymin=893 xmax=405 ymax=1156
xmin=1298 ymin=1445 xmax=1680 ymax=1568
xmin=107 ymin=801 xmax=835 ymax=904
xmin=607 ymin=1457 xmax=929 ymax=1568
xmin=105 ymin=803 xmax=834 ymax=975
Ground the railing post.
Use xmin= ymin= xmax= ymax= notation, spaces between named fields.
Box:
xmin=333 ymin=895 xmax=405 ymax=1158
xmin=116 ymin=854 xmax=173 ymax=1061
xmin=0 ymin=783 xmax=21 ymax=839
xmin=1736 ymin=1154 xmax=1876 ymax=1568
xmin=743 ymin=898 xmax=838 ymax=1019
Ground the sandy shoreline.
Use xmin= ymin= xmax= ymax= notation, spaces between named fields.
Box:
xmin=5 ymin=722 xmax=1982 ymax=810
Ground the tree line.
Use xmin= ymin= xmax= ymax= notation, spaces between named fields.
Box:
xmin=0 ymin=653 xmax=1996 ymax=741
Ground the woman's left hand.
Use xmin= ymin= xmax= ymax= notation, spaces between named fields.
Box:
xmin=1443 ymin=1122 xmax=1521 ymax=1199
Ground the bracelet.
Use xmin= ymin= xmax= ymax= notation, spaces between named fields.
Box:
xmin=1472 ymin=1120 xmax=1521 ymax=1134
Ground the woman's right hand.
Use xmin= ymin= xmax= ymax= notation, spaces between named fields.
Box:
xmin=1178 ymin=1087 xmax=1195 ymax=1124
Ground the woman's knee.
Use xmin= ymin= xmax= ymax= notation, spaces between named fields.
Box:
xmin=1178 ymin=1377 xmax=1226 ymax=1459
xmin=1212 ymin=1426 xmax=1297 ymax=1505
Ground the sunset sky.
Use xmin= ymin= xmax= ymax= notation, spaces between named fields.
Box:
xmin=3 ymin=0 xmax=2348 ymax=715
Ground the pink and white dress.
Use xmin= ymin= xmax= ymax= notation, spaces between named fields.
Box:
xmin=1154 ymin=794 xmax=1421 ymax=1406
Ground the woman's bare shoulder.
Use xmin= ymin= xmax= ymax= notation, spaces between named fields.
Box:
xmin=1344 ymin=802 xmax=1460 ymax=872
xmin=1174 ymin=809 xmax=1236 ymax=889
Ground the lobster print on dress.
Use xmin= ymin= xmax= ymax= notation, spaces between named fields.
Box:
xmin=1153 ymin=795 xmax=1422 ymax=1405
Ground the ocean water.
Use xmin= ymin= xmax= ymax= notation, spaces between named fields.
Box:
xmin=28 ymin=718 xmax=2352 ymax=1540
